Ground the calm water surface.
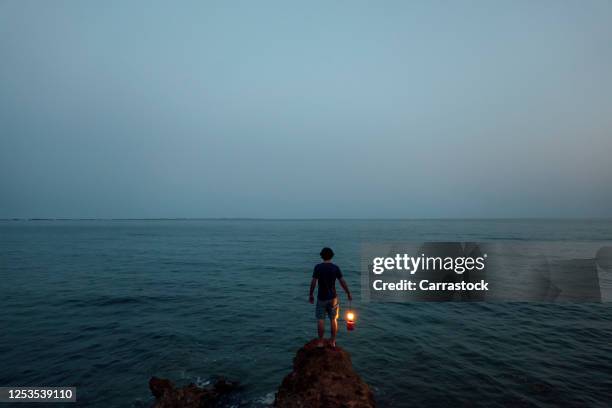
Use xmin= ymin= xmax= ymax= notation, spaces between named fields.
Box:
xmin=1 ymin=220 xmax=611 ymax=407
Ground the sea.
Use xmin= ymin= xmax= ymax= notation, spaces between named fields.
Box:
xmin=1 ymin=219 xmax=611 ymax=407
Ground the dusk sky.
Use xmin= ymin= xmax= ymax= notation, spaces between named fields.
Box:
xmin=1 ymin=1 xmax=611 ymax=218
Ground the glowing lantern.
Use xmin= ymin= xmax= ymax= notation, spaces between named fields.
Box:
xmin=346 ymin=311 xmax=356 ymax=331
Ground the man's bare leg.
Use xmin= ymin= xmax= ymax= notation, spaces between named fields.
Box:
xmin=317 ymin=319 xmax=325 ymax=347
xmin=330 ymin=318 xmax=338 ymax=348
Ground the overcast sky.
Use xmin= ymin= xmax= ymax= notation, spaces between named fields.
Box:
xmin=1 ymin=0 xmax=611 ymax=218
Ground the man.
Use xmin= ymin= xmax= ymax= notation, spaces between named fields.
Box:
xmin=309 ymin=247 xmax=352 ymax=348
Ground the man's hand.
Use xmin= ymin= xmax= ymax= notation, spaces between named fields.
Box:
xmin=309 ymin=277 xmax=317 ymax=304
xmin=339 ymin=278 xmax=352 ymax=302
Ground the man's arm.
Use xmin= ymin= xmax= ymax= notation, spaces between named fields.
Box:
xmin=339 ymin=278 xmax=353 ymax=301
xmin=309 ymin=278 xmax=317 ymax=304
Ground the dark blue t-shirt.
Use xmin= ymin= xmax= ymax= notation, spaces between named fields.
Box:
xmin=313 ymin=262 xmax=343 ymax=301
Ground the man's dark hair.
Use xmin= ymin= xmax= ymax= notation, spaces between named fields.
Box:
xmin=320 ymin=247 xmax=334 ymax=261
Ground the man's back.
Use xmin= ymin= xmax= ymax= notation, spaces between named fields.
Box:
xmin=309 ymin=247 xmax=352 ymax=348
xmin=313 ymin=262 xmax=342 ymax=301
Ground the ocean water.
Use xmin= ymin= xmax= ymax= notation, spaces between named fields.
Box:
xmin=1 ymin=219 xmax=611 ymax=407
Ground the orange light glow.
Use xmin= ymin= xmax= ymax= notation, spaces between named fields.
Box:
xmin=347 ymin=312 xmax=355 ymax=321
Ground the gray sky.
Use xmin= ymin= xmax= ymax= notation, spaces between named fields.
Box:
xmin=1 ymin=0 xmax=611 ymax=218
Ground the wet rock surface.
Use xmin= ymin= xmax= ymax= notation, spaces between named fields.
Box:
xmin=149 ymin=376 xmax=238 ymax=408
xmin=275 ymin=339 xmax=376 ymax=408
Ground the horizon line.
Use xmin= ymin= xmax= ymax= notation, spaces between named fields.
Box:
xmin=1 ymin=217 xmax=611 ymax=221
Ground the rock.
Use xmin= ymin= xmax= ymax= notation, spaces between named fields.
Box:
xmin=149 ymin=376 xmax=238 ymax=408
xmin=275 ymin=339 xmax=376 ymax=408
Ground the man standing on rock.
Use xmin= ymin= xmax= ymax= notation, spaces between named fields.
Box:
xmin=309 ymin=247 xmax=352 ymax=348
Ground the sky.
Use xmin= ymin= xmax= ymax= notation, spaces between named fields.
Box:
xmin=1 ymin=0 xmax=611 ymax=218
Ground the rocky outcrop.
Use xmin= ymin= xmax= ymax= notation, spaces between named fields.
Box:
xmin=275 ymin=339 xmax=376 ymax=408
xmin=149 ymin=376 xmax=238 ymax=408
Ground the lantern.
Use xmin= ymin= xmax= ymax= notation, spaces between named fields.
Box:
xmin=346 ymin=311 xmax=356 ymax=331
